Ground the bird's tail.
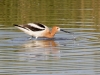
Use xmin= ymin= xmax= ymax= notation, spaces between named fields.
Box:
xmin=13 ymin=24 xmax=22 ymax=28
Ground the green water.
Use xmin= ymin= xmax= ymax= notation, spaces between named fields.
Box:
xmin=0 ymin=0 xmax=100 ymax=28
xmin=0 ymin=0 xmax=100 ymax=75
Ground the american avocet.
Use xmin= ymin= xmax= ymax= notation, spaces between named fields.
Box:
xmin=14 ymin=23 xmax=72 ymax=39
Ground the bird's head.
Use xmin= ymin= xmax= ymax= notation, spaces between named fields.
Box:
xmin=53 ymin=26 xmax=72 ymax=34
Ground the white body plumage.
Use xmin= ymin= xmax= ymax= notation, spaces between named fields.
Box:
xmin=14 ymin=23 xmax=49 ymax=39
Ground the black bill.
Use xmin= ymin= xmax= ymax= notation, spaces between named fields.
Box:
xmin=60 ymin=29 xmax=72 ymax=34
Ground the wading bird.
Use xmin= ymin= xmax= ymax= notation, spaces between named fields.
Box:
xmin=14 ymin=23 xmax=72 ymax=39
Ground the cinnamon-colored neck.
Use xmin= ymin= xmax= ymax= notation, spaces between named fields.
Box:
xmin=45 ymin=27 xmax=57 ymax=38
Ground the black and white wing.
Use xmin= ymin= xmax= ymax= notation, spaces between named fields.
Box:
xmin=14 ymin=23 xmax=46 ymax=31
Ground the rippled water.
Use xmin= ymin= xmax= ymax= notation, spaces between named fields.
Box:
xmin=0 ymin=26 xmax=100 ymax=75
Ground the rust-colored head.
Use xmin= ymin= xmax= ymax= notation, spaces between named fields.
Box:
xmin=52 ymin=26 xmax=72 ymax=34
xmin=52 ymin=26 xmax=60 ymax=32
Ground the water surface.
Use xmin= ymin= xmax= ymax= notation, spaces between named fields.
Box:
xmin=0 ymin=26 xmax=100 ymax=75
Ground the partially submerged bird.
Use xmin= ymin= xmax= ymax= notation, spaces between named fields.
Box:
xmin=14 ymin=23 xmax=72 ymax=39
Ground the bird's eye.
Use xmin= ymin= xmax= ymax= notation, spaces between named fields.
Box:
xmin=57 ymin=27 xmax=59 ymax=29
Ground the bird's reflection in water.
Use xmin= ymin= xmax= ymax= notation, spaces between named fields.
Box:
xmin=18 ymin=39 xmax=60 ymax=61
